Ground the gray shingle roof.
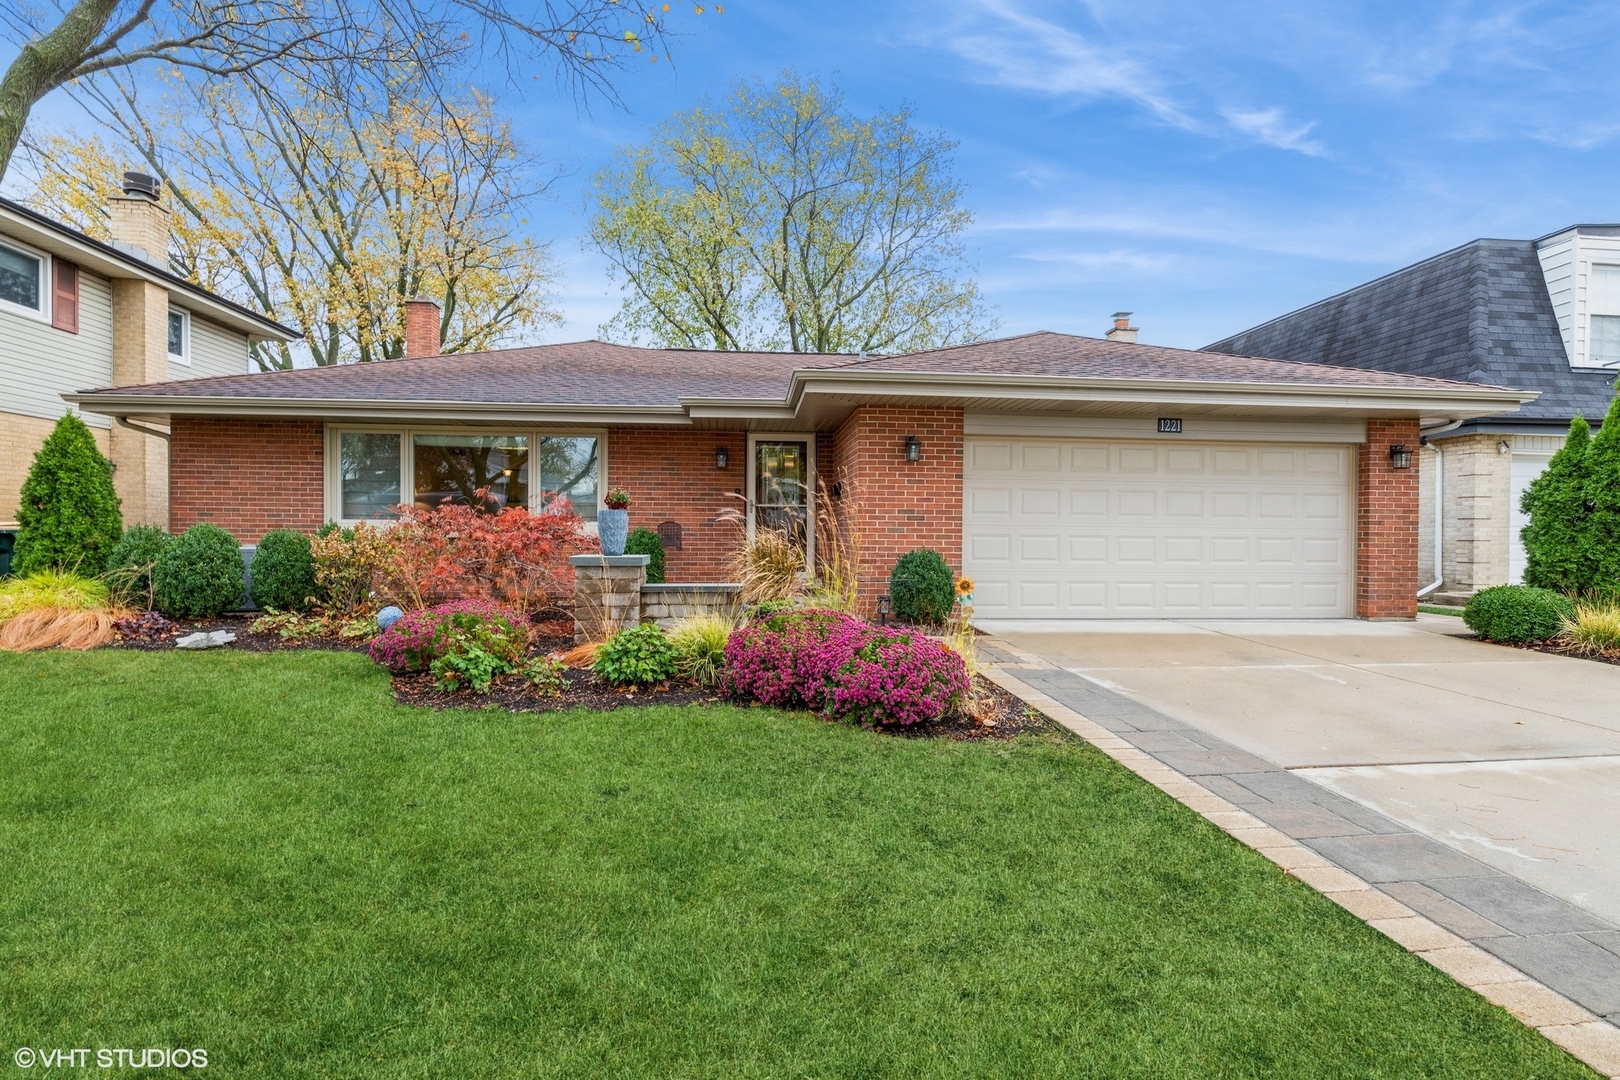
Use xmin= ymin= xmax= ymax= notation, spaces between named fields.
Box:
xmin=1204 ymin=237 xmax=1614 ymax=423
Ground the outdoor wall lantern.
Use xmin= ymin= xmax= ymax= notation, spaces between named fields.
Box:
xmin=1498 ymin=440 xmax=1512 ymax=455
xmin=1389 ymin=444 xmax=1413 ymax=470
xmin=877 ymin=594 xmax=892 ymax=626
xmin=904 ymin=435 xmax=922 ymax=462
xmin=714 ymin=446 xmax=729 ymax=470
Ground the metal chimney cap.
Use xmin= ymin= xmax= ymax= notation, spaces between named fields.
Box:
xmin=121 ymin=172 xmax=161 ymax=199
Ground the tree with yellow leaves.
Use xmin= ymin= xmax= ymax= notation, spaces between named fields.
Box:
xmin=26 ymin=67 xmax=558 ymax=368
xmin=592 ymin=72 xmax=995 ymax=355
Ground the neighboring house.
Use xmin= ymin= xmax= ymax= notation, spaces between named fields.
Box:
xmin=66 ymin=318 xmax=1531 ymax=621
xmin=1205 ymin=229 xmax=1619 ymax=602
xmin=0 ymin=173 xmax=298 ymax=568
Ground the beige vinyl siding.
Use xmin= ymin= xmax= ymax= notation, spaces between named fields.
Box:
xmin=174 ymin=309 xmax=250 ymax=379
xmin=0 ymin=266 xmax=113 ymax=428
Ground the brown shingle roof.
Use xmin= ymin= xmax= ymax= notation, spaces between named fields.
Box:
xmin=75 ymin=331 xmax=1521 ymax=406
xmin=829 ymin=331 xmax=1518 ymax=392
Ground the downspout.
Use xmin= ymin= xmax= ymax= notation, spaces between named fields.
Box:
xmin=116 ymin=416 xmax=170 ymax=442
xmin=1416 ymin=420 xmax=1463 ymax=599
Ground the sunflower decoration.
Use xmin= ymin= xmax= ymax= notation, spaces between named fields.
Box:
xmin=954 ymin=576 xmax=974 ymax=606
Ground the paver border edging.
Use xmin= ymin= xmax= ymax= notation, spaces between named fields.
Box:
xmin=980 ymin=649 xmax=1620 ymax=1080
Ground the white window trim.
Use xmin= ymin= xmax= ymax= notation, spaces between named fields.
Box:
xmin=324 ymin=424 xmax=607 ymax=530
xmin=167 ymin=308 xmax=192 ymax=365
xmin=745 ymin=431 xmax=817 ymax=572
xmin=0 ymin=237 xmax=50 ymax=323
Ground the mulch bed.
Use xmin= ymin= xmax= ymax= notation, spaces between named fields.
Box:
xmin=391 ymin=666 xmax=1059 ymax=741
xmin=106 ymin=612 xmax=373 ymax=653
xmin=1502 ymin=639 xmax=1620 ymax=667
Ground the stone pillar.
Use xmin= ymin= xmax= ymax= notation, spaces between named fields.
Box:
xmin=569 ymin=554 xmax=649 ymax=642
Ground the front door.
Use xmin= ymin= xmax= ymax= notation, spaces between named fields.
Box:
xmin=754 ymin=439 xmax=810 ymax=544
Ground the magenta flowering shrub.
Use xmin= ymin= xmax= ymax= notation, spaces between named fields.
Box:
xmin=367 ymin=598 xmax=527 ymax=673
xmin=725 ymin=609 xmax=968 ymax=725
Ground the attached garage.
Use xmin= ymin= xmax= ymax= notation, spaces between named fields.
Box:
xmin=963 ymin=428 xmax=1356 ymax=619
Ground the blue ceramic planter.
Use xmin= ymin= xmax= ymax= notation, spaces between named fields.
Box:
xmin=598 ymin=508 xmax=629 ymax=556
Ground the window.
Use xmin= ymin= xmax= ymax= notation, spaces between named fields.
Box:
xmin=328 ymin=428 xmax=602 ymax=525
xmin=746 ymin=432 xmax=816 ymax=568
xmin=0 ymin=240 xmax=47 ymax=320
xmin=339 ymin=432 xmax=403 ymax=520
xmin=414 ymin=433 xmax=530 ymax=512
xmin=167 ymin=309 xmax=190 ymax=365
xmin=538 ymin=436 xmax=599 ymax=523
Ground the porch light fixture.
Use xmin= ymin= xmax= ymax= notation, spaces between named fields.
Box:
xmin=904 ymin=435 xmax=922 ymax=462
xmin=714 ymin=446 xmax=729 ymax=470
xmin=1389 ymin=444 xmax=1413 ymax=470
xmin=1498 ymin=440 xmax=1512 ymax=455
xmin=877 ymin=594 xmax=892 ymax=626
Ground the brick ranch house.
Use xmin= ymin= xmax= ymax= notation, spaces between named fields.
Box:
xmin=66 ymin=308 xmax=1534 ymax=621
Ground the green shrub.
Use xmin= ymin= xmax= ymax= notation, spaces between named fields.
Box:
xmin=153 ymin=523 xmax=245 ymax=618
xmin=593 ymin=623 xmax=678 ymax=686
xmin=667 ymin=612 xmax=732 ymax=686
xmin=104 ymin=526 xmax=173 ymax=606
xmin=625 ymin=527 xmax=666 ymax=584
xmin=888 ymin=548 xmax=955 ymax=625
xmin=250 ymin=530 xmax=318 ymax=612
xmin=1463 ymin=585 xmax=1575 ymax=644
xmin=12 ymin=414 xmax=123 ymax=577
xmin=1581 ymin=393 xmax=1620 ymax=593
xmin=521 ymin=655 xmax=568 ymax=695
xmin=1521 ymin=414 xmax=1592 ymax=593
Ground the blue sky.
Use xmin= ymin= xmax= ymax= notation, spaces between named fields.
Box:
xmin=11 ymin=1 xmax=1620 ymax=349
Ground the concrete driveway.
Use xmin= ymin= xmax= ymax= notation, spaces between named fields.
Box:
xmin=980 ymin=616 xmax=1620 ymax=928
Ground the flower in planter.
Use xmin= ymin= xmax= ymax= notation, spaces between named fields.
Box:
xmin=604 ymin=488 xmax=632 ymax=510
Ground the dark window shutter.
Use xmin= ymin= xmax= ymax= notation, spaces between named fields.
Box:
xmin=51 ymin=259 xmax=79 ymax=334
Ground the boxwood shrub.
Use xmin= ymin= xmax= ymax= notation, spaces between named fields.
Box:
xmin=625 ymin=527 xmax=666 ymax=584
xmin=1462 ymin=585 xmax=1575 ymax=644
xmin=153 ymin=523 xmax=245 ymax=618
xmin=104 ymin=526 xmax=174 ymax=603
xmin=889 ymin=548 xmax=955 ymax=625
xmin=250 ymin=529 xmax=317 ymax=612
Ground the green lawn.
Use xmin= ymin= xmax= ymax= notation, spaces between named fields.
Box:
xmin=0 ymin=650 xmax=1595 ymax=1078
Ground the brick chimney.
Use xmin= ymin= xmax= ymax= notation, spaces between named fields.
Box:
xmin=107 ymin=172 xmax=170 ymax=266
xmin=404 ymin=296 xmax=442 ymax=358
xmin=1105 ymin=311 xmax=1138 ymax=344
xmin=106 ymin=171 xmax=174 ymax=530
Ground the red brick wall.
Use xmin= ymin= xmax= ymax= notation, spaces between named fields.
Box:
xmin=170 ymin=417 xmax=325 ymax=541
xmin=1357 ymin=418 xmax=1421 ymax=619
xmin=606 ymin=426 xmax=748 ymax=581
xmin=831 ymin=405 xmax=964 ymax=614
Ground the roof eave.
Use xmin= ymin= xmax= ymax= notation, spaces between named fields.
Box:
xmin=782 ymin=368 xmax=1537 ymax=419
xmin=0 ymin=200 xmax=300 ymax=342
xmin=63 ymin=393 xmax=691 ymax=425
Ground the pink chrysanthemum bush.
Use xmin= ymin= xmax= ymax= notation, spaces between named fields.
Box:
xmin=367 ymin=598 xmax=527 ymax=674
xmin=725 ymin=609 xmax=969 ymax=726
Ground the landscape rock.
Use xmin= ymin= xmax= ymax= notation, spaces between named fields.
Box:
xmin=175 ymin=630 xmax=237 ymax=650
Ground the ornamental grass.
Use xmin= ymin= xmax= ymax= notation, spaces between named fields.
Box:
xmin=1561 ymin=600 xmax=1620 ymax=655
xmin=0 ymin=607 xmax=120 ymax=651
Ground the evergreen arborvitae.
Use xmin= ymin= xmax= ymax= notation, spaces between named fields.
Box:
xmin=1581 ymin=391 xmax=1620 ymax=595
xmin=12 ymin=414 xmax=123 ymax=577
xmin=1521 ymin=414 xmax=1591 ymax=593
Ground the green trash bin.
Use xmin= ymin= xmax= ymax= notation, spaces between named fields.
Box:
xmin=0 ymin=531 xmax=15 ymax=577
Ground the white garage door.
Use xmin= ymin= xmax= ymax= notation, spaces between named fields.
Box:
xmin=963 ymin=438 xmax=1354 ymax=619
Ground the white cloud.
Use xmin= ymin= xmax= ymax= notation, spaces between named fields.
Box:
xmin=934 ymin=0 xmax=1202 ymax=131
xmin=1220 ymin=106 xmax=1328 ymax=157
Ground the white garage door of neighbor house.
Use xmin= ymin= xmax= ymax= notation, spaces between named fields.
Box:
xmin=963 ymin=438 xmax=1355 ymax=619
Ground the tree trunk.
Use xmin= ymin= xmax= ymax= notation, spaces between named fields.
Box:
xmin=0 ymin=0 xmax=122 ymax=178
